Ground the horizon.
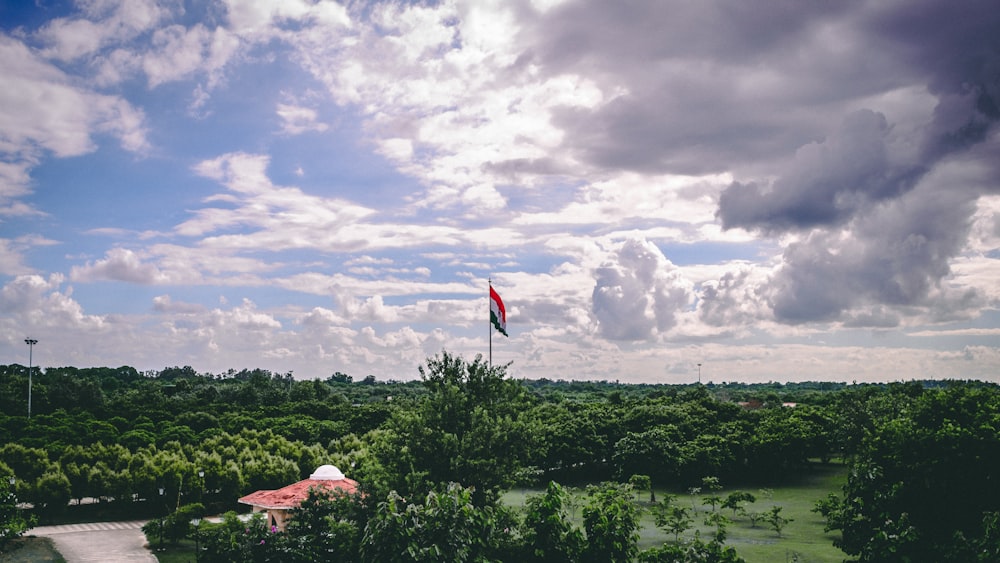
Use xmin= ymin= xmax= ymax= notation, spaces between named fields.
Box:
xmin=1 ymin=0 xmax=998 ymax=384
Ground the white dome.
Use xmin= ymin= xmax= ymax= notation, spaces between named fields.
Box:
xmin=309 ymin=465 xmax=345 ymax=480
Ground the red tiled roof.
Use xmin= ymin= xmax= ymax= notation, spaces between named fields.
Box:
xmin=238 ymin=477 xmax=359 ymax=510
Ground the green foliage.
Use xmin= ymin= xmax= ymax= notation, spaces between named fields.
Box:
xmin=820 ymin=385 xmax=1000 ymax=562
xmin=629 ymin=474 xmax=653 ymax=502
xmin=196 ymin=511 xmax=286 ymax=562
xmin=720 ymin=491 xmax=755 ymax=517
xmin=163 ymin=502 xmax=205 ymax=544
xmin=284 ymin=486 xmax=364 ymax=562
xmin=372 ymin=352 xmax=532 ymax=506
xmin=521 ymin=481 xmax=584 ymax=562
xmin=362 ymin=483 xmax=508 ymax=563
xmin=1 ymin=473 xmax=36 ymax=549
xmin=764 ymin=505 xmax=791 ymax=537
xmin=639 ymin=533 xmax=746 ymax=563
xmin=581 ymin=482 xmax=640 ymax=563
xmin=653 ymin=501 xmax=693 ymax=542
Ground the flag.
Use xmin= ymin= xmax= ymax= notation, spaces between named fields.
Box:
xmin=490 ymin=285 xmax=508 ymax=337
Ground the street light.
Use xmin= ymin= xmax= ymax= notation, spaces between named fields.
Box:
xmin=697 ymin=363 xmax=702 ymax=384
xmin=24 ymin=338 xmax=37 ymax=419
xmin=158 ymin=486 xmax=166 ymax=551
xmin=193 ymin=517 xmax=202 ymax=562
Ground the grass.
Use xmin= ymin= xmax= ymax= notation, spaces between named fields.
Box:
xmin=144 ymin=538 xmax=198 ymax=563
xmin=0 ymin=537 xmax=65 ymax=563
xmin=505 ymin=461 xmax=848 ymax=563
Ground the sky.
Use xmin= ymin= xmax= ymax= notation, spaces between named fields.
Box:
xmin=1 ymin=0 xmax=998 ymax=384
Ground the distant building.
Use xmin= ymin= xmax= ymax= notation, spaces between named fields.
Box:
xmin=238 ymin=465 xmax=359 ymax=531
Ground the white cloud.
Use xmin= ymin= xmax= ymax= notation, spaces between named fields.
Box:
xmin=143 ymin=24 xmax=239 ymax=88
xmin=70 ymin=247 xmax=169 ymax=284
xmin=0 ymin=33 xmax=149 ymax=158
xmin=36 ymin=0 xmax=178 ymax=62
xmin=592 ymin=238 xmax=694 ymax=341
xmin=276 ymin=103 xmax=328 ymax=135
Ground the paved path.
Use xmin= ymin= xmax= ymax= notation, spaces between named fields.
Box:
xmin=31 ymin=521 xmax=157 ymax=563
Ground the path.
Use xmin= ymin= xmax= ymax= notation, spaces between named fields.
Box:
xmin=30 ymin=521 xmax=156 ymax=563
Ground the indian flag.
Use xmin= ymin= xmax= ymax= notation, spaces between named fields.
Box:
xmin=490 ymin=285 xmax=508 ymax=337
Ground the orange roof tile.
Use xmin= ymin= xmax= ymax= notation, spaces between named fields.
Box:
xmin=239 ymin=477 xmax=359 ymax=510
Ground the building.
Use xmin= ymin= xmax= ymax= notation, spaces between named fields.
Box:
xmin=238 ymin=465 xmax=359 ymax=531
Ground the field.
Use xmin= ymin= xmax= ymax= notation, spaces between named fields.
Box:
xmin=505 ymin=462 xmax=848 ymax=563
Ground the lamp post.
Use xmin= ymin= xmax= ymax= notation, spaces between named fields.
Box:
xmin=24 ymin=338 xmax=37 ymax=419
xmin=697 ymin=363 xmax=702 ymax=384
xmin=196 ymin=469 xmax=205 ymax=561
xmin=193 ymin=517 xmax=202 ymax=562
xmin=158 ymin=485 xmax=165 ymax=551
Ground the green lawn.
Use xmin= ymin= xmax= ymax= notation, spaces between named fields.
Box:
xmin=505 ymin=462 xmax=849 ymax=563
xmin=0 ymin=537 xmax=66 ymax=563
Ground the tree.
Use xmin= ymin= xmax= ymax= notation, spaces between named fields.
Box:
xmin=581 ymin=482 xmax=640 ymax=562
xmin=522 ymin=481 xmax=584 ymax=563
xmin=820 ymin=385 xmax=1000 ymax=562
xmin=361 ymin=483 xmax=510 ymax=563
xmin=765 ymin=506 xmax=791 ymax=537
xmin=371 ymin=352 xmax=531 ymax=506
xmin=162 ymin=502 xmax=205 ymax=544
xmin=629 ymin=474 xmax=653 ymax=503
xmin=1 ymin=472 xmax=36 ymax=550
xmin=721 ymin=491 xmax=755 ymax=518
xmin=641 ymin=507 xmax=744 ymax=563
xmin=653 ymin=502 xmax=693 ymax=542
xmin=284 ymin=487 xmax=364 ymax=562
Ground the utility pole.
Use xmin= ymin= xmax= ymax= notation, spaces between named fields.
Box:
xmin=25 ymin=338 xmax=37 ymax=419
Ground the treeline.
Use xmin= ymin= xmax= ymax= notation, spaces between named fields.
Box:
xmin=1 ymin=356 xmax=998 ymax=561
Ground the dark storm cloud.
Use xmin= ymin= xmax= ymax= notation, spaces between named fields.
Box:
xmin=531 ymin=0 xmax=901 ymax=175
xmin=766 ymin=182 xmax=984 ymax=324
xmin=717 ymin=109 xmax=925 ymax=231
xmin=717 ymin=0 xmax=1000 ymax=233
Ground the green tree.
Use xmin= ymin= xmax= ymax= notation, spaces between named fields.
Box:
xmin=372 ymin=352 xmax=531 ymax=506
xmin=362 ymin=483 xmax=508 ymax=563
xmin=764 ymin=505 xmax=791 ymax=537
xmin=820 ymin=385 xmax=1000 ymax=562
xmin=629 ymin=474 xmax=653 ymax=503
xmin=653 ymin=501 xmax=693 ymax=542
xmin=720 ymin=491 xmax=755 ymax=518
xmin=162 ymin=502 xmax=205 ymax=544
xmin=284 ymin=486 xmax=364 ymax=562
xmin=581 ymin=482 xmax=640 ymax=563
xmin=522 ymin=481 xmax=584 ymax=563
xmin=1 ymin=471 xmax=36 ymax=549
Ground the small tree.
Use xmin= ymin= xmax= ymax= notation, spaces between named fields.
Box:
xmin=704 ymin=511 xmax=731 ymax=544
xmin=687 ymin=487 xmax=701 ymax=511
xmin=765 ymin=505 xmax=792 ymax=537
xmin=163 ymin=502 xmax=205 ymax=545
xmin=522 ymin=481 xmax=584 ymax=563
xmin=702 ymin=494 xmax=723 ymax=513
xmin=581 ymin=482 xmax=640 ymax=562
xmin=629 ymin=474 xmax=653 ymax=503
xmin=653 ymin=503 xmax=693 ymax=542
xmin=721 ymin=491 xmax=756 ymax=518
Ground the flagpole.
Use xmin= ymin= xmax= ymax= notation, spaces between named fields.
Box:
xmin=488 ymin=278 xmax=492 ymax=368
